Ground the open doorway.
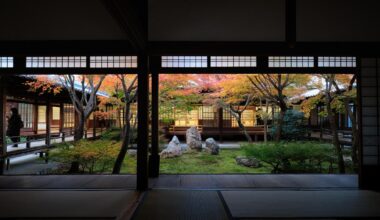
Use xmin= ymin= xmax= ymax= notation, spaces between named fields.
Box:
xmin=3 ymin=74 xmax=138 ymax=178
xmin=157 ymin=73 xmax=359 ymax=178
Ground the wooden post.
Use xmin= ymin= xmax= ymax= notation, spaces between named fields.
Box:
xmin=137 ymin=54 xmax=149 ymax=190
xmin=0 ymin=77 xmax=6 ymax=175
xmin=46 ymin=100 xmax=51 ymax=147
xmin=26 ymin=136 xmax=31 ymax=148
xmin=60 ymin=103 xmax=65 ymax=141
xmin=149 ymin=68 xmax=160 ymax=178
xmin=59 ymin=103 xmax=64 ymax=134
xmin=33 ymin=101 xmax=38 ymax=134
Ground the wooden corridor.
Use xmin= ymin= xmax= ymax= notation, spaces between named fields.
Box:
xmin=0 ymin=174 xmax=358 ymax=189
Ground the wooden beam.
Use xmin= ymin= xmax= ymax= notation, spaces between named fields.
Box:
xmin=45 ymin=100 xmax=51 ymax=147
xmin=148 ymin=41 xmax=380 ymax=56
xmin=149 ymin=67 xmax=160 ymax=178
xmin=286 ymin=0 xmax=296 ymax=47
xmin=0 ymin=77 xmax=6 ymax=174
xmin=158 ymin=67 xmax=357 ymax=74
xmin=137 ymin=54 xmax=149 ymax=190
xmin=0 ymin=40 xmax=136 ymax=56
xmin=59 ymin=103 xmax=64 ymax=134
xmin=101 ymin=0 xmax=146 ymax=52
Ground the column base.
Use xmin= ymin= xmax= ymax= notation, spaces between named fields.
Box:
xmin=148 ymin=154 xmax=160 ymax=178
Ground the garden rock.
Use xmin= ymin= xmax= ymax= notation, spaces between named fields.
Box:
xmin=235 ymin=156 xmax=260 ymax=168
xmin=186 ymin=126 xmax=202 ymax=150
xmin=127 ymin=149 xmax=137 ymax=157
xmin=160 ymin=136 xmax=182 ymax=158
xmin=205 ymin=138 xmax=219 ymax=155
xmin=180 ymin=144 xmax=189 ymax=152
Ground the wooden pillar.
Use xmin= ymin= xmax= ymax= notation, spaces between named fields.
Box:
xmin=137 ymin=54 xmax=149 ymax=190
xmin=33 ymin=101 xmax=38 ymax=134
xmin=60 ymin=103 xmax=65 ymax=141
xmin=59 ymin=103 xmax=64 ymax=133
xmin=149 ymin=67 xmax=160 ymax=178
xmin=0 ymin=77 xmax=6 ymax=174
xmin=359 ymin=58 xmax=380 ymax=190
xmin=45 ymin=100 xmax=51 ymax=147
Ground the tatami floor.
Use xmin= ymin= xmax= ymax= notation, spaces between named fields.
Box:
xmin=1 ymin=174 xmax=379 ymax=219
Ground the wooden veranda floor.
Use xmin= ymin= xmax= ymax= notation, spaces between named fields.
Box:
xmin=0 ymin=174 xmax=358 ymax=189
xmin=0 ymin=174 xmax=376 ymax=220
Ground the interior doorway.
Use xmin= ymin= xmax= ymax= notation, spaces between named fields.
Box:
xmin=154 ymin=72 xmax=359 ymax=188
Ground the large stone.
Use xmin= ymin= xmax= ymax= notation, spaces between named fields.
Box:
xmin=180 ymin=144 xmax=189 ymax=152
xmin=205 ymin=138 xmax=219 ymax=155
xmin=235 ymin=156 xmax=260 ymax=168
xmin=127 ymin=149 xmax=137 ymax=157
xmin=186 ymin=126 xmax=202 ymax=150
xmin=160 ymin=136 xmax=182 ymax=158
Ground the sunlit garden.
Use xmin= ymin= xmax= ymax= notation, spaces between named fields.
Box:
xmin=4 ymin=73 xmax=358 ymax=175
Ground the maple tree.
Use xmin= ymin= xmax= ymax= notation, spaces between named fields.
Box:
xmin=26 ymin=74 xmax=138 ymax=173
xmin=59 ymin=75 xmax=106 ymax=141
xmin=159 ymin=74 xmax=202 ymax=122
xmin=300 ymin=74 xmax=356 ymax=173
xmin=111 ymin=74 xmax=137 ymax=174
xmin=25 ymin=75 xmax=62 ymax=95
xmin=333 ymin=75 xmax=358 ymax=170
xmin=247 ymin=74 xmax=310 ymax=141
xmin=207 ymin=74 xmax=255 ymax=142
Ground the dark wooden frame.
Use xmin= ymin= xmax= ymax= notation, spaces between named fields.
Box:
xmin=1 ymin=0 xmax=380 ymax=191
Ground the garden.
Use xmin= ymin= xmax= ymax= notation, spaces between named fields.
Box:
xmin=16 ymin=73 xmax=358 ymax=175
xmin=47 ymin=127 xmax=355 ymax=174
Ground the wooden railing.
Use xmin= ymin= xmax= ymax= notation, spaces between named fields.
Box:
xmin=169 ymin=125 xmax=203 ymax=134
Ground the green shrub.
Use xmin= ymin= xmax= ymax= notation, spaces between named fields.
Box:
xmin=270 ymin=110 xmax=308 ymax=140
xmin=50 ymin=140 xmax=120 ymax=174
xmin=100 ymin=127 xmax=122 ymax=141
xmin=242 ymin=141 xmax=335 ymax=173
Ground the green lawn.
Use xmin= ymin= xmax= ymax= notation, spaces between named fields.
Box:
xmin=120 ymin=149 xmax=271 ymax=174
xmin=50 ymin=129 xmax=352 ymax=174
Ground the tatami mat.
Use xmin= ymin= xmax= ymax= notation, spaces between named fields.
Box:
xmin=222 ymin=190 xmax=380 ymax=219
xmin=132 ymin=190 xmax=229 ymax=220
xmin=0 ymin=175 xmax=136 ymax=189
xmin=0 ymin=190 xmax=137 ymax=219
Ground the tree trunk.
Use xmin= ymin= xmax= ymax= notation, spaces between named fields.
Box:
xmin=70 ymin=112 xmax=85 ymax=173
xmin=326 ymin=101 xmax=345 ymax=173
xmin=344 ymin=100 xmax=359 ymax=169
xmin=275 ymin=109 xmax=286 ymax=142
xmin=237 ymin=118 xmax=253 ymax=143
xmin=74 ymin=113 xmax=85 ymax=141
xmin=112 ymin=105 xmax=131 ymax=174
